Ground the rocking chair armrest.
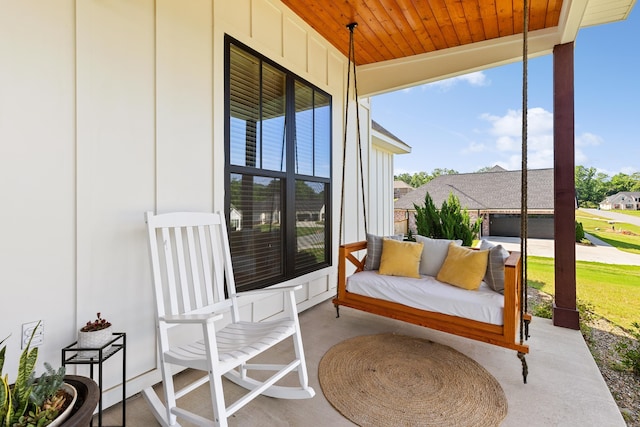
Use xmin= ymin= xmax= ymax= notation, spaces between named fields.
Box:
xmin=161 ymin=313 xmax=224 ymax=324
xmin=238 ymin=284 xmax=303 ymax=298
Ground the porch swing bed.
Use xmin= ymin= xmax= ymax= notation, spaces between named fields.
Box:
xmin=333 ymin=15 xmax=532 ymax=382
xmin=334 ymin=241 xmax=530 ymax=355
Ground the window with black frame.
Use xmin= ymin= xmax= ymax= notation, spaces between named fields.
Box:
xmin=225 ymin=37 xmax=332 ymax=291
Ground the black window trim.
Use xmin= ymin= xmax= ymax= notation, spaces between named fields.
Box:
xmin=224 ymin=35 xmax=332 ymax=291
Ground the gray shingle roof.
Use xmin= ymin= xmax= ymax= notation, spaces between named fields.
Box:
xmin=602 ymin=192 xmax=640 ymax=203
xmin=394 ymin=168 xmax=554 ymax=211
xmin=394 ymin=180 xmax=413 ymax=189
xmin=372 ymin=120 xmax=405 ymax=145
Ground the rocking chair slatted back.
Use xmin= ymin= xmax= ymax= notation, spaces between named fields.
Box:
xmin=146 ymin=212 xmax=236 ymax=324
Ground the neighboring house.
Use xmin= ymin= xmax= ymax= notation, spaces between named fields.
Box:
xmin=599 ymin=192 xmax=640 ymax=210
xmin=394 ymin=180 xmax=414 ymax=200
xmin=230 ymin=207 xmax=243 ymax=231
xmin=394 ymin=168 xmax=555 ymax=239
xmin=369 ymin=120 xmax=412 ymax=233
xmin=1 ymin=0 xmax=634 ymax=406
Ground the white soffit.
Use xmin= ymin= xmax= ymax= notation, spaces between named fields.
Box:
xmin=581 ymin=0 xmax=637 ymax=26
xmin=372 ymin=130 xmax=411 ymax=155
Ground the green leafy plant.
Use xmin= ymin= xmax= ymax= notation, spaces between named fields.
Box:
xmin=615 ymin=322 xmax=640 ymax=376
xmin=529 ymin=296 xmax=596 ymax=340
xmin=531 ymin=298 xmax=553 ymax=319
xmin=414 ymin=192 xmax=441 ymax=239
xmin=414 ymin=192 xmax=482 ymax=246
xmin=0 ymin=323 xmax=68 ymax=427
xmin=577 ymin=299 xmax=597 ymax=342
xmin=575 ymin=221 xmax=585 ymax=242
xmin=28 ymin=363 xmax=65 ymax=409
xmin=80 ymin=312 xmax=112 ymax=332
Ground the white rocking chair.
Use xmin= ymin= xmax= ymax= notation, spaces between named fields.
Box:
xmin=143 ymin=211 xmax=315 ymax=427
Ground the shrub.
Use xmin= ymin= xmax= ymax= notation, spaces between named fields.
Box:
xmin=414 ymin=193 xmax=481 ymax=246
xmin=414 ymin=193 xmax=441 ymax=239
xmin=529 ymin=296 xmax=596 ymax=341
xmin=615 ymin=322 xmax=640 ymax=376
xmin=532 ymin=299 xmax=552 ymax=319
xmin=575 ymin=221 xmax=585 ymax=242
xmin=577 ymin=299 xmax=597 ymax=342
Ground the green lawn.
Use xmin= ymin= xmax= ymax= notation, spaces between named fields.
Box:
xmin=527 ymin=256 xmax=640 ymax=330
xmin=611 ymin=209 xmax=640 ymax=218
xmin=575 ymin=210 xmax=640 ymax=255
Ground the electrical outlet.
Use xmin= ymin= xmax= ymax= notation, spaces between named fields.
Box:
xmin=22 ymin=321 xmax=44 ymax=349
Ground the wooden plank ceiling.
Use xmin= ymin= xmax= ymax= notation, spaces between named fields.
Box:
xmin=281 ymin=0 xmax=563 ymax=65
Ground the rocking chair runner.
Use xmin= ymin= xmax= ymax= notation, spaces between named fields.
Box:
xmin=143 ymin=211 xmax=315 ymax=427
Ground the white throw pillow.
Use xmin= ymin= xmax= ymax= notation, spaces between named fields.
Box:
xmin=414 ymin=235 xmax=462 ymax=276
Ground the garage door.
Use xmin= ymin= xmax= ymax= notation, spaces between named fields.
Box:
xmin=489 ymin=214 xmax=554 ymax=239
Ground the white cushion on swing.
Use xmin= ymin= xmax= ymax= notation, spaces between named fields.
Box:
xmin=346 ymin=270 xmax=505 ymax=325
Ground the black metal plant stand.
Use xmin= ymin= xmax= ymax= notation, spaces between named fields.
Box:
xmin=62 ymin=332 xmax=126 ymax=427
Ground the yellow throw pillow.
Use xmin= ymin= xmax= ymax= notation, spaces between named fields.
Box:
xmin=378 ymin=238 xmax=424 ymax=279
xmin=436 ymin=243 xmax=489 ymax=290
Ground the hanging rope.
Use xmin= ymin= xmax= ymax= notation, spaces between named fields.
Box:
xmin=339 ymin=22 xmax=368 ymax=245
xmin=519 ymin=0 xmax=531 ymax=345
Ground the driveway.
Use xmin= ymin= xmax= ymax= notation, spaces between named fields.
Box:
xmin=482 ymin=236 xmax=640 ymax=266
xmin=580 ymin=208 xmax=640 ymax=227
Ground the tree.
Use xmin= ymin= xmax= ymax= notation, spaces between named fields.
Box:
xmin=575 ymin=165 xmax=608 ymax=208
xmin=475 ymin=166 xmax=495 ymax=173
xmin=395 ymin=172 xmax=413 ymax=186
xmin=610 ymin=173 xmax=636 ymax=194
xmin=431 ymin=168 xmax=459 ymax=178
xmin=632 ymin=173 xmax=640 ymax=191
xmin=413 ymin=192 xmax=481 ymax=246
xmin=394 ymin=169 xmax=459 ymax=188
xmin=410 ymin=171 xmax=430 ymax=188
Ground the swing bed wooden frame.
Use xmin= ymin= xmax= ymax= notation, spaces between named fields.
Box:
xmin=333 ymin=240 xmax=531 ymax=359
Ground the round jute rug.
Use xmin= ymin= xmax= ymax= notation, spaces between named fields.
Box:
xmin=318 ymin=333 xmax=507 ymax=427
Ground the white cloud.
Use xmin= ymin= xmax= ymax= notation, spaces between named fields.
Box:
xmin=497 ymin=155 xmax=522 ymax=171
xmin=481 ymin=110 xmax=521 ymax=138
xmin=496 ymin=135 xmax=517 ymax=151
xmin=462 ymin=141 xmax=487 ymax=153
xmin=576 ymin=132 xmax=603 ymax=147
xmin=620 ymin=166 xmax=639 ymax=175
xmin=480 ymin=107 xmax=558 ymax=168
xmin=574 ymin=148 xmax=588 ymax=165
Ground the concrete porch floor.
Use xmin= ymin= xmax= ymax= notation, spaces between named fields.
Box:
xmin=100 ymin=300 xmax=625 ymax=426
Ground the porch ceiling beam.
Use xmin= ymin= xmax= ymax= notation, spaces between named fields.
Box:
xmin=558 ymin=0 xmax=590 ymax=44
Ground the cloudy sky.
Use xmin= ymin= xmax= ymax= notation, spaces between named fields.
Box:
xmin=372 ymin=8 xmax=639 ymax=177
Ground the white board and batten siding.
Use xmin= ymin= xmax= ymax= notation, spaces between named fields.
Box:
xmin=0 ymin=0 xmax=395 ymax=406
xmin=369 ymin=114 xmax=412 ymax=236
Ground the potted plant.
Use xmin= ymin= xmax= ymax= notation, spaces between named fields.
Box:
xmin=77 ymin=313 xmax=112 ymax=358
xmin=0 ymin=324 xmax=76 ymax=427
